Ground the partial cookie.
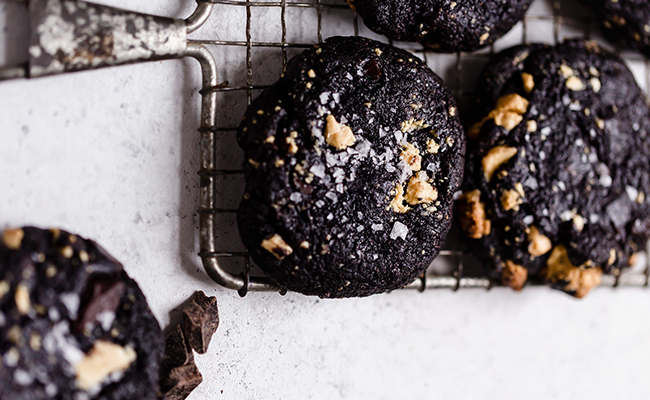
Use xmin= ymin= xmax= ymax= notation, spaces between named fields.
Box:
xmin=459 ymin=40 xmax=650 ymax=297
xmin=238 ymin=36 xmax=465 ymax=298
xmin=582 ymin=0 xmax=650 ymax=58
xmin=0 ymin=227 xmax=164 ymax=399
xmin=348 ymin=0 xmax=533 ymax=52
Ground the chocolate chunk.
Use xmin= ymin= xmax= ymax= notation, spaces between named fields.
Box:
xmin=364 ymin=59 xmax=381 ymax=80
xmin=76 ymin=278 xmax=125 ymax=331
xmin=162 ymin=325 xmax=194 ymax=374
xmin=161 ymin=364 xmax=203 ymax=400
xmin=182 ymin=291 xmax=219 ymax=354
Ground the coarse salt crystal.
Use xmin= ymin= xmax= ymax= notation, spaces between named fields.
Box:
xmin=311 ymin=164 xmax=325 ymax=178
xmin=390 ymin=222 xmax=408 ymax=240
xmin=290 ymin=193 xmax=302 ymax=203
xmin=626 ymin=186 xmax=639 ymax=201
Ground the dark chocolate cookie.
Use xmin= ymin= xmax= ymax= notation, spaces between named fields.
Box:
xmin=237 ymin=36 xmax=465 ymax=298
xmin=458 ymin=40 xmax=650 ymax=297
xmin=0 ymin=227 xmax=164 ymax=399
xmin=347 ymin=0 xmax=533 ymax=52
xmin=582 ymin=0 xmax=650 ymax=58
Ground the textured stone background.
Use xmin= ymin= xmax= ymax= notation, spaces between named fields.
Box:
xmin=1 ymin=0 xmax=650 ymax=398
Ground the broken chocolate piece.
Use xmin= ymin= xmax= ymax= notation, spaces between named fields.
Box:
xmin=162 ymin=325 xmax=194 ymax=374
xmin=182 ymin=291 xmax=219 ymax=354
xmin=76 ymin=277 xmax=125 ymax=331
xmin=161 ymin=364 xmax=203 ymax=400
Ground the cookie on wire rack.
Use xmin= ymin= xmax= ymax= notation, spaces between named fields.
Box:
xmin=237 ymin=36 xmax=465 ymax=298
xmin=347 ymin=0 xmax=534 ymax=52
xmin=581 ymin=0 xmax=650 ymax=58
xmin=0 ymin=227 xmax=164 ymax=399
xmin=458 ymin=40 xmax=650 ymax=297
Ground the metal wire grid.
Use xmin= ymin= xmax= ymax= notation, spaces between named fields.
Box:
xmin=191 ymin=0 xmax=650 ymax=295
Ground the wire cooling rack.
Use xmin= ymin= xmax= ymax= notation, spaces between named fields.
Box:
xmin=189 ymin=0 xmax=650 ymax=295
xmin=2 ymin=0 xmax=648 ymax=295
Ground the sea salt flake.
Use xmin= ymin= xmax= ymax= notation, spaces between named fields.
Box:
xmin=325 ymin=191 xmax=338 ymax=202
xmin=290 ymin=193 xmax=302 ymax=203
xmin=59 ymin=293 xmax=80 ymax=320
xmin=356 ymin=225 xmax=364 ymax=232
xmin=523 ymin=215 xmax=534 ymax=225
xmin=327 ymin=213 xmax=334 ymax=220
xmin=390 ymin=222 xmax=408 ymax=240
xmin=310 ymin=164 xmax=325 ymax=178
xmin=315 ymin=200 xmax=325 ymax=208
xmin=626 ymin=186 xmax=639 ymax=201
xmin=14 ymin=369 xmax=33 ymax=386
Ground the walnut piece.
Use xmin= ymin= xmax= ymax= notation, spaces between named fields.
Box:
xmin=500 ymin=189 xmax=521 ymax=211
xmin=521 ymin=72 xmax=534 ymax=93
xmin=545 ymin=245 xmax=602 ymax=298
xmin=400 ymin=143 xmax=422 ymax=172
xmin=75 ymin=340 xmax=137 ymax=391
xmin=261 ymin=234 xmax=293 ymax=260
xmin=2 ymin=228 xmax=24 ymax=250
xmin=458 ymin=190 xmax=491 ymax=239
xmin=566 ymin=76 xmax=586 ymax=91
xmin=527 ymin=226 xmax=552 ymax=256
xmin=502 ymin=260 xmax=527 ymax=291
xmin=404 ymin=175 xmax=438 ymax=206
xmin=389 ymin=184 xmax=410 ymax=213
xmin=482 ymin=146 xmax=518 ymax=181
xmin=325 ymin=115 xmax=355 ymax=150
xmin=468 ymin=94 xmax=529 ymax=139
xmin=400 ymin=118 xmax=428 ymax=133
xmin=426 ymin=139 xmax=439 ymax=154
xmin=15 ymin=283 xmax=31 ymax=315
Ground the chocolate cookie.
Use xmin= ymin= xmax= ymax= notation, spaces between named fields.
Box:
xmin=458 ymin=40 xmax=650 ymax=297
xmin=237 ymin=36 xmax=465 ymax=298
xmin=0 ymin=227 xmax=164 ymax=399
xmin=347 ymin=0 xmax=533 ymax=52
xmin=582 ymin=0 xmax=650 ymax=58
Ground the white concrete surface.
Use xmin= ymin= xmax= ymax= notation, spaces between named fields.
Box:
xmin=1 ymin=0 xmax=650 ymax=399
